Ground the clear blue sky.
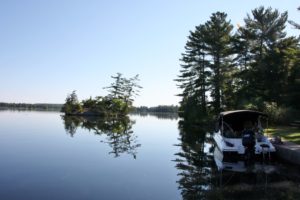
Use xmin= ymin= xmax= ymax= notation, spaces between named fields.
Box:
xmin=0 ymin=0 xmax=299 ymax=106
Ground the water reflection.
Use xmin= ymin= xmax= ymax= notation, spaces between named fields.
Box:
xmin=175 ymin=120 xmax=300 ymax=200
xmin=61 ymin=115 xmax=141 ymax=158
xmin=132 ymin=112 xmax=178 ymax=120
xmin=174 ymin=120 xmax=215 ymax=199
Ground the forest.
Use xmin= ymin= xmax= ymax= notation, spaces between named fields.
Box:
xmin=0 ymin=103 xmax=62 ymax=111
xmin=175 ymin=6 xmax=300 ymax=124
xmin=133 ymin=105 xmax=178 ymax=113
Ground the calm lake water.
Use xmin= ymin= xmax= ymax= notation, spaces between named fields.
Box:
xmin=0 ymin=111 xmax=300 ymax=200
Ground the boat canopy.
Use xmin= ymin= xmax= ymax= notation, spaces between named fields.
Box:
xmin=218 ymin=110 xmax=268 ymax=132
xmin=220 ymin=110 xmax=267 ymax=118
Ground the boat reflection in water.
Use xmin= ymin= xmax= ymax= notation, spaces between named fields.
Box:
xmin=214 ymin=147 xmax=277 ymax=173
xmin=174 ymin=120 xmax=300 ymax=200
xmin=61 ymin=115 xmax=141 ymax=158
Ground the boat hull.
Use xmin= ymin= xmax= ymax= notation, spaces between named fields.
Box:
xmin=213 ymin=131 xmax=276 ymax=160
xmin=214 ymin=147 xmax=277 ymax=172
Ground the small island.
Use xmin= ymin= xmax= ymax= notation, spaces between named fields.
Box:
xmin=61 ymin=73 xmax=141 ymax=117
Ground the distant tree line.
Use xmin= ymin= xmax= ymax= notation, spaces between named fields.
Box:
xmin=175 ymin=6 xmax=300 ymax=124
xmin=62 ymin=73 xmax=142 ymax=117
xmin=133 ymin=105 xmax=178 ymax=113
xmin=0 ymin=102 xmax=63 ymax=111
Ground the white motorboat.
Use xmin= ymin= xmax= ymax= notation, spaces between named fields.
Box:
xmin=213 ymin=110 xmax=276 ymax=159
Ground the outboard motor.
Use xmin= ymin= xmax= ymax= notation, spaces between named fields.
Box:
xmin=242 ymin=129 xmax=256 ymax=161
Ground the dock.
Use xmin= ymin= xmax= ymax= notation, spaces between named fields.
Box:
xmin=274 ymin=141 xmax=300 ymax=165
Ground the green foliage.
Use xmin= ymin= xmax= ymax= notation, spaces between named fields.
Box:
xmin=176 ymin=6 xmax=300 ymax=124
xmin=204 ymin=12 xmax=235 ymax=113
xmin=263 ymin=102 xmax=282 ymax=123
xmin=104 ymin=73 xmax=124 ymax=98
xmin=110 ymin=98 xmax=128 ymax=114
xmin=62 ymin=74 xmax=141 ymax=117
xmin=176 ymin=11 xmax=235 ymax=120
xmin=82 ymin=97 xmax=96 ymax=109
xmin=61 ymin=90 xmax=83 ymax=114
xmin=263 ymin=102 xmax=298 ymax=124
xmin=104 ymin=73 xmax=142 ymax=106
xmin=175 ymin=24 xmax=209 ymax=118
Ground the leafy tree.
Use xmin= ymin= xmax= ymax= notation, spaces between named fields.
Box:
xmin=62 ymin=90 xmax=82 ymax=114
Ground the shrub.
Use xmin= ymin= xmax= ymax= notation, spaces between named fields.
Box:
xmin=263 ymin=102 xmax=296 ymax=125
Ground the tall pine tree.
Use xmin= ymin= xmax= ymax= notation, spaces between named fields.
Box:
xmin=175 ymin=25 xmax=210 ymax=120
xmin=242 ymin=7 xmax=288 ymax=105
xmin=202 ymin=12 xmax=234 ymax=113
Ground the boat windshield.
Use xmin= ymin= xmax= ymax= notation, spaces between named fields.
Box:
xmin=219 ymin=111 xmax=267 ymax=138
xmin=222 ymin=119 xmax=266 ymax=138
xmin=223 ymin=122 xmax=240 ymax=138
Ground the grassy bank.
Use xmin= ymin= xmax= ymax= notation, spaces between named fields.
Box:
xmin=266 ymin=126 xmax=300 ymax=145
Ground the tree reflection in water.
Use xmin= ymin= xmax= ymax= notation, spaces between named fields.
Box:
xmin=174 ymin=120 xmax=215 ymax=199
xmin=61 ymin=115 xmax=141 ymax=158
xmin=174 ymin=120 xmax=300 ymax=200
xmin=132 ymin=112 xmax=178 ymax=120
